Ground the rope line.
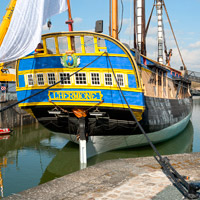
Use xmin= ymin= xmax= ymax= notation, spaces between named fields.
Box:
xmin=0 ymin=52 xmax=106 ymax=113
xmin=163 ymin=0 xmax=187 ymax=70
xmin=118 ymin=0 xmax=124 ymax=34
xmin=106 ymin=52 xmax=200 ymax=199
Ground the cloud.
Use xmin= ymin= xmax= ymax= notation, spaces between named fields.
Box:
xmin=168 ymin=47 xmax=200 ymax=71
xmin=150 ymin=16 xmax=157 ymax=23
xmin=86 ymin=29 xmax=94 ymax=32
xmin=42 ymin=24 xmax=50 ymax=31
xmin=74 ymin=17 xmax=83 ymax=24
xmin=120 ymin=38 xmax=134 ymax=48
xmin=124 ymin=25 xmax=134 ymax=36
xmin=146 ymin=26 xmax=157 ymax=36
xmin=120 ymin=22 xmax=200 ymax=71
xmin=189 ymin=41 xmax=200 ymax=48
xmin=123 ymin=18 xmax=131 ymax=25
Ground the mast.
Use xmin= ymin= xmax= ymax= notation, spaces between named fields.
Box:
xmin=65 ymin=0 xmax=75 ymax=51
xmin=109 ymin=0 xmax=112 ymax=36
xmin=156 ymin=0 xmax=164 ymax=64
xmin=112 ymin=0 xmax=118 ymax=39
xmin=0 ymin=0 xmax=17 ymax=46
xmin=134 ymin=0 xmax=146 ymax=56
xmin=66 ymin=0 xmax=73 ymax=31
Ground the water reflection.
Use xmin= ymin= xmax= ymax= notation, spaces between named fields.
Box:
xmin=1 ymin=97 xmax=200 ymax=198
xmin=0 ymin=157 xmax=7 ymax=198
xmin=0 ymin=123 xmax=68 ymax=198
xmin=0 ymin=123 xmax=51 ymax=157
xmin=40 ymin=121 xmax=194 ymax=184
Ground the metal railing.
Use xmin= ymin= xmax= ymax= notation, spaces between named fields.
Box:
xmin=187 ymin=70 xmax=200 ymax=83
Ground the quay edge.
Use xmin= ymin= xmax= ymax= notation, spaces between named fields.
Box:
xmin=4 ymin=152 xmax=200 ymax=200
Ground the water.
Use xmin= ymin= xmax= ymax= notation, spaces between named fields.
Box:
xmin=0 ymin=97 xmax=200 ymax=198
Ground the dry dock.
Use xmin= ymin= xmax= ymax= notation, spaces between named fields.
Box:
xmin=4 ymin=152 xmax=200 ymax=200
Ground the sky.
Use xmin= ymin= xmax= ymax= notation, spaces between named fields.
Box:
xmin=0 ymin=0 xmax=200 ymax=71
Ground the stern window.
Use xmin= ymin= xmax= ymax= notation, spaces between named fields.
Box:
xmin=84 ymin=36 xmax=95 ymax=53
xmin=37 ymin=73 xmax=44 ymax=86
xmin=104 ymin=73 xmax=113 ymax=86
xmin=46 ymin=37 xmax=56 ymax=54
xmin=75 ymin=73 xmax=87 ymax=85
xmin=116 ymin=73 xmax=124 ymax=87
xmin=97 ymin=37 xmax=106 ymax=47
xmin=59 ymin=72 xmax=71 ymax=85
xmin=58 ymin=36 xmax=68 ymax=54
xmin=91 ymin=73 xmax=100 ymax=85
xmin=97 ymin=37 xmax=106 ymax=52
xmin=47 ymin=73 xmax=56 ymax=85
xmin=74 ymin=36 xmax=82 ymax=53
xmin=27 ymin=74 xmax=34 ymax=86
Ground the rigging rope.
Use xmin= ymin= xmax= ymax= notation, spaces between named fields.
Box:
xmin=145 ymin=0 xmax=156 ymax=35
xmin=118 ymin=0 xmax=124 ymax=34
xmin=163 ymin=0 xmax=187 ymax=71
xmin=0 ymin=46 xmax=196 ymax=198
xmin=162 ymin=21 xmax=168 ymax=62
xmin=106 ymin=52 xmax=200 ymax=199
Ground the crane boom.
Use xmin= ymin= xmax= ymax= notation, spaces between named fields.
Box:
xmin=0 ymin=0 xmax=17 ymax=46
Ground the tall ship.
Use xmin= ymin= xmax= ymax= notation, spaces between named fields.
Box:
xmin=0 ymin=0 xmax=192 ymax=159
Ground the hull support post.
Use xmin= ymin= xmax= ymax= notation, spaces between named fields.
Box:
xmin=79 ymin=117 xmax=87 ymax=169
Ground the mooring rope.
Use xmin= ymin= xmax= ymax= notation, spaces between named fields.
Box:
xmin=106 ymin=52 xmax=200 ymax=199
xmin=0 ymin=52 xmax=106 ymax=113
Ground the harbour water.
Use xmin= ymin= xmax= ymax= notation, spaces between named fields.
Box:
xmin=0 ymin=97 xmax=200 ymax=198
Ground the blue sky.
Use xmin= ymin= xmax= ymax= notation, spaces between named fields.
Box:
xmin=1 ymin=0 xmax=200 ymax=71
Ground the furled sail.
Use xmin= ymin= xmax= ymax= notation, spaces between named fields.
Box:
xmin=0 ymin=0 xmax=67 ymax=63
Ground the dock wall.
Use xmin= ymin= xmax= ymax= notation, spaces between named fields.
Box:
xmin=0 ymin=93 xmax=36 ymax=128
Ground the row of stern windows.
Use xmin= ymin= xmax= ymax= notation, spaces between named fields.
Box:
xmin=25 ymin=72 xmax=126 ymax=87
xmin=37 ymin=36 xmax=107 ymax=55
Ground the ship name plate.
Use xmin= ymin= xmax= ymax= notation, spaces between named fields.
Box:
xmin=48 ymin=91 xmax=103 ymax=101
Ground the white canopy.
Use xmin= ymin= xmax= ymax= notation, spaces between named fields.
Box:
xmin=0 ymin=0 xmax=67 ymax=63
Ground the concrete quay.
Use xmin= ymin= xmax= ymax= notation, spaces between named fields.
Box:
xmin=5 ymin=152 xmax=200 ymax=200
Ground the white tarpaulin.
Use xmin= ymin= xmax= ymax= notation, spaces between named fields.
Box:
xmin=0 ymin=0 xmax=67 ymax=63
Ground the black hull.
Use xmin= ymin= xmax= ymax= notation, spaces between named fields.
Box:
xmin=30 ymin=96 xmax=193 ymax=136
xmin=141 ymin=96 xmax=193 ymax=132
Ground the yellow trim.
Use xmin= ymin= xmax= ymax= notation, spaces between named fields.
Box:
xmin=94 ymin=37 xmax=99 ymax=53
xmin=54 ymin=37 xmax=59 ymax=54
xmin=17 ymin=31 xmax=142 ymax=88
xmin=80 ymin=36 xmax=85 ymax=53
xmin=23 ymin=108 xmax=36 ymax=118
xmin=18 ymin=101 xmax=145 ymax=110
xmin=17 ymin=68 xmax=136 ymax=75
xmin=16 ymin=86 xmax=143 ymax=92
xmin=43 ymin=39 xmax=48 ymax=54
xmin=67 ymin=36 xmax=72 ymax=51
xmin=20 ymin=52 xmax=128 ymax=60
